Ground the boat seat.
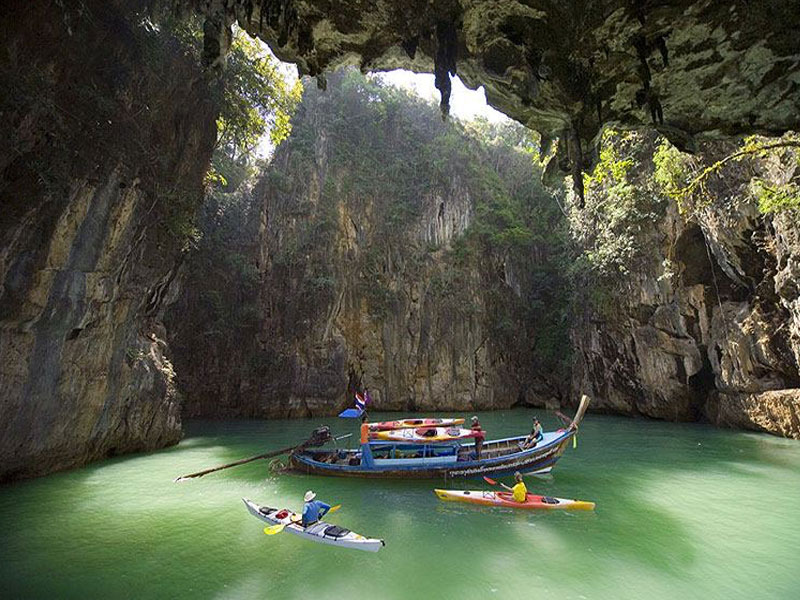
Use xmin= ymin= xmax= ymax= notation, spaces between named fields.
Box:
xmin=305 ymin=522 xmax=329 ymax=535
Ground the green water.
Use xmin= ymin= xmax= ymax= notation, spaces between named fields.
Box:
xmin=1 ymin=411 xmax=799 ymax=599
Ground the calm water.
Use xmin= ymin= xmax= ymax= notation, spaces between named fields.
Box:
xmin=1 ymin=411 xmax=799 ymax=599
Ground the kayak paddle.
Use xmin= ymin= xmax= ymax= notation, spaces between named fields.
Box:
xmin=263 ymin=505 xmax=341 ymax=536
xmin=264 ymin=523 xmax=288 ymax=535
xmin=483 ymin=476 xmax=513 ymax=492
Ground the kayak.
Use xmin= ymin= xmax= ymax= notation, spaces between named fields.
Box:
xmin=370 ymin=426 xmax=484 ymax=443
xmin=368 ymin=417 xmax=465 ymax=431
xmin=242 ymin=498 xmax=385 ymax=552
xmin=433 ymin=489 xmax=596 ymax=510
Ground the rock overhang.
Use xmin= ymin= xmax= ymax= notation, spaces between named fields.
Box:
xmin=193 ymin=0 xmax=799 ymax=192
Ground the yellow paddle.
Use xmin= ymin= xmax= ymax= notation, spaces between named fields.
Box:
xmin=263 ymin=505 xmax=341 ymax=535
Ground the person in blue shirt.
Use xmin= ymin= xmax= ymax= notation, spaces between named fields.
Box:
xmin=301 ymin=490 xmax=331 ymax=527
xmin=521 ymin=417 xmax=544 ymax=449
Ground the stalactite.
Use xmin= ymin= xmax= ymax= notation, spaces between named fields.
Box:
xmin=434 ymin=20 xmax=458 ymax=118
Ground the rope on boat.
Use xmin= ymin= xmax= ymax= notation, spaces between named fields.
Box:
xmin=269 ymin=458 xmax=288 ymax=473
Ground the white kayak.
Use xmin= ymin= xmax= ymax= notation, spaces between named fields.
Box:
xmin=242 ymin=498 xmax=385 ymax=552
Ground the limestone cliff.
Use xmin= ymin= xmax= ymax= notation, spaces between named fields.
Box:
xmin=570 ymin=133 xmax=800 ymax=438
xmin=0 ymin=0 xmax=217 ymax=480
xmin=168 ymin=71 xmax=570 ymax=417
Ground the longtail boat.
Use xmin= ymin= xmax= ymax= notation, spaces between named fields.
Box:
xmin=288 ymin=395 xmax=590 ymax=480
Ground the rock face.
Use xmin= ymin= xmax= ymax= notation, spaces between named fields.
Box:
xmin=197 ymin=0 xmax=800 ymax=188
xmin=570 ymin=134 xmax=800 ymax=438
xmin=0 ymin=1 xmax=217 ymax=480
xmin=168 ymin=72 xmax=569 ymax=418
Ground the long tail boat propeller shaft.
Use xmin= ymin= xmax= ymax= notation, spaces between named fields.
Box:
xmin=174 ymin=426 xmax=335 ymax=482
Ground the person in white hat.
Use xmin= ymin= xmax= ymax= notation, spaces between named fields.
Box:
xmin=301 ymin=490 xmax=331 ymax=527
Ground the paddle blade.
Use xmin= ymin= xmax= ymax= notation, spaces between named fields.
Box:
xmin=338 ymin=408 xmax=364 ymax=418
xmin=483 ymin=476 xmax=498 ymax=485
xmin=573 ymin=435 xmax=577 ymax=449
xmin=263 ymin=523 xmax=286 ymax=535
xmin=328 ymin=504 xmax=341 ymax=514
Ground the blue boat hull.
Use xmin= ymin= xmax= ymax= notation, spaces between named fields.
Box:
xmin=289 ymin=430 xmax=576 ymax=480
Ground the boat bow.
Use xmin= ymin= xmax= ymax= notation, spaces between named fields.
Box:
xmin=570 ymin=394 xmax=591 ymax=430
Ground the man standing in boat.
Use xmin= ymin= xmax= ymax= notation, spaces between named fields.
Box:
xmin=470 ymin=416 xmax=485 ymax=459
xmin=360 ymin=413 xmax=375 ymax=468
xmin=301 ymin=490 xmax=331 ymax=527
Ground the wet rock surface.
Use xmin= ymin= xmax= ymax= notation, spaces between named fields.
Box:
xmin=571 ymin=136 xmax=800 ymax=438
xmin=0 ymin=0 xmax=217 ymax=480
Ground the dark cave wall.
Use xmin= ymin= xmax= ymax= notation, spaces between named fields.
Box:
xmin=0 ymin=0 xmax=218 ymax=480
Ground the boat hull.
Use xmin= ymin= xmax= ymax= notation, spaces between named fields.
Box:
xmin=242 ymin=499 xmax=385 ymax=552
xmin=434 ymin=489 xmax=596 ymax=510
xmin=289 ymin=431 xmax=573 ymax=479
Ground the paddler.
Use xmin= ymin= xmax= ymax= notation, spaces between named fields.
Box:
xmin=510 ymin=471 xmax=527 ymax=503
xmin=301 ymin=490 xmax=331 ymax=527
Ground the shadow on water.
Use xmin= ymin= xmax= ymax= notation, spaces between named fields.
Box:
xmin=1 ymin=411 xmax=798 ymax=599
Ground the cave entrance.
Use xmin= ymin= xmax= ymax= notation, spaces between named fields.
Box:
xmin=687 ymin=349 xmax=716 ymax=422
xmin=673 ymin=224 xmax=748 ymax=304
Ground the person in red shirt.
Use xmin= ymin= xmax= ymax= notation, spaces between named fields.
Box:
xmin=470 ymin=416 xmax=484 ymax=459
xmin=360 ymin=414 xmax=370 ymax=444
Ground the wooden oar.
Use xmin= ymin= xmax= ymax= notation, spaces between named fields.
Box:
xmin=174 ymin=444 xmax=298 ymax=482
xmin=174 ymin=427 xmax=336 ymax=482
xmin=263 ymin=505 xmax=341 ymax=535
xmin=483 ymin=476 xmax=513 ymax=492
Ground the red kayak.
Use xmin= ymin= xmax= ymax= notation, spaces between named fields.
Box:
xmin=434 ymin=489 xmax=595 ymax=510
xmin=370 ymin=426 xmax=482 ymax=443
xmin=368 ymin=418 xmax=465 ymax=431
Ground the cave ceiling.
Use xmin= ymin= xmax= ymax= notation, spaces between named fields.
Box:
xmin=194 ymin=0 xmax=800 ymax=194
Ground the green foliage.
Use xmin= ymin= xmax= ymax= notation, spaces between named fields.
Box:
xmin=572 ymin=130 xmax=666 ymax=281
xmin=652 ymin=133 xmax=800 ymax=217
xmin=216 ymin=31 xmax=302 ymax=156
xmin=652 ymin=137 xmax=694 ymax=210
xmin=753 ymin=180 xmax=800 ymax=213
xmin=157 ymin=14 xmax=301 ymax=195
xmin=749 ymin=135 xmax=800 ymax=214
